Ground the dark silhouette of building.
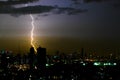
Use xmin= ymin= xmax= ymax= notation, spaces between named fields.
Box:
xmin=29 ymin=46 xmax=35 ymax=69
xmin=37 ymin=47 xmax=46 ymax=77
xmin=1 ymin=52 xmax=8 ymax=70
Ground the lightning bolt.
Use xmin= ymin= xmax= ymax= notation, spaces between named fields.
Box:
xmin=25 ymin=4 xmax=37 ymax=53
xmin=30 ymin=14 xmax=37 ymax=53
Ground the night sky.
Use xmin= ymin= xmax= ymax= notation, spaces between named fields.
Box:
xmin=0 ymin=0 xmax=120 ymax=55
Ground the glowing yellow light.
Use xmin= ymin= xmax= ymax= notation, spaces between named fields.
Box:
xmin=30 ymin=14 xmax=37 ymax=53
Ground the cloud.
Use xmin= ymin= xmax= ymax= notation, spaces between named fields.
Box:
xmin=84 ymin=0 xmax=108 ymax=3
xmin=14 ymin=5 xmax=55 ymax=14
xmin=0 ymin=0 xmax=88 ymax=16
xmin=0 ymin=0 xmax=38 ymax=6
xmin=71 ymin=0 xmax=116 ymax=4
xmin=51 ymin=7 xmax=87 ymax=15
xmin=0 ymin=5 xmax=87 ymax=17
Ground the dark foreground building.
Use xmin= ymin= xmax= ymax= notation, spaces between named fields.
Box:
xmin=37 ymin=47 xmax=46 ymax=77
xmin=29 ymin=46 xmax=35 ymax=70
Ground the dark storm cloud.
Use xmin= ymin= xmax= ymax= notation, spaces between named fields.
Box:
xmin=71 ymin=0 xmax=110 ymax=4
xmin=83 ymin=0 xmax=110 ymax=3
xmin=0 ymin=0 xmax=119 ymax=15
xmin=71 ymin=0 xmax=120 ymax=8
xmin=0 ymin=5 xmax=87 ymax=16
xmin=0 ymin=5 xmax=54 ymax=14
xmin=14 ymin=5 xmax=54 ymax=14
xmin=0 ymin=0 xmax=38 ymax=6
xmin=0 ymin=0 xmax=88 ymax=15
xmin=52 ymin=6 xmax=87 ymax=15
xmin=84 ymin=0 xmax=120 ymax=8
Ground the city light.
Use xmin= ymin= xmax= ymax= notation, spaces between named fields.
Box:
xmin=93 ymin=62 xmax=117 ymax=66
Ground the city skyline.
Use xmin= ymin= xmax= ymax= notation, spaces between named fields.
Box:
xmin=0 ymin=0 xmax=120 ymax=55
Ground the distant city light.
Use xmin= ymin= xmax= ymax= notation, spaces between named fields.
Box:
xmin=46 ymin=64 xmax=49 ymax=67
xmin=94 ymin=62 xmax=101 ymax=66
xmin=93 ymin=62 xmax=117 ymax=66
xmin=113 ymin=63 xmax=117 ymax=65
xmin=83 ymin=63 xmax=86 ymax=66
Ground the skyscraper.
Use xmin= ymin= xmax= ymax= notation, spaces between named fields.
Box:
xmin=37 ymin=47 xmax=46 ymax=76
xmin=1 ymin=51 xmax=8 ymax=70
xmin=29 ymin=46 xmax=35 ymax=69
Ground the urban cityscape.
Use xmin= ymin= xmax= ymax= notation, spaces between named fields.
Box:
xmin=0 ymin=47 xmax=120 ymax=80
xmin=0 ymin=0 xmax=120 ymax=80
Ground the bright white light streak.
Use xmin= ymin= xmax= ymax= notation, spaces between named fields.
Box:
xmin=30 ymin=14 xmax=37 ymax=53
xmin=25 ymin=4 xmax=37 ymax=53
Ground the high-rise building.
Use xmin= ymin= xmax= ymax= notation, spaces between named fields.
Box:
xmin=37 ymin=47 xmax=46 ymax=76
xmin=1 ymin=52 xmax=8 ymax=70
xmin=29 ymin=46 xmax=35 ymax=69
